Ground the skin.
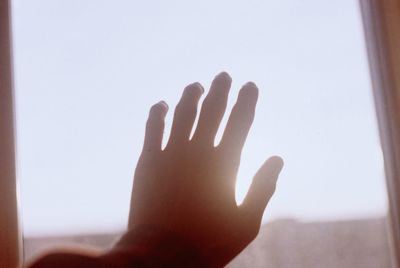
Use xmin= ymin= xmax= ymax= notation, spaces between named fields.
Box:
xmin=129 ymin=72 xmax=284 ymax=266
xmin=27 ymin=72 xmax=283 ymax=268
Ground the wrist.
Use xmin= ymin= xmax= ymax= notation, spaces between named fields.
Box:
xmin=101 ymin=225 xmax=212 ymax=267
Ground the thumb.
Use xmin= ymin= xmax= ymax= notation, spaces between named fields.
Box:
xmin=241 ymin=156 xmax=284 ymax=221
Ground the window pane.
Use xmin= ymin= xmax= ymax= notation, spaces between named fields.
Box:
xmin=12 ymin=0 xmax=389 ymax=266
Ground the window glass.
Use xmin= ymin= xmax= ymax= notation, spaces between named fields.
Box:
xmin=12 ymin=0 xmax=389 ymax=265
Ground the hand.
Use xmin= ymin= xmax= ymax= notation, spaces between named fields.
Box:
xmin=128 ymin=72 xmax=283 ymax=267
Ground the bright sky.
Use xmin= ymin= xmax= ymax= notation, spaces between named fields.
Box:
xmin=12 ymin=0 xmax=388 ymax=236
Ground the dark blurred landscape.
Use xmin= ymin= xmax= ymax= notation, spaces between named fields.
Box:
xmin=24 ymin=218 xmax=392 ymax=267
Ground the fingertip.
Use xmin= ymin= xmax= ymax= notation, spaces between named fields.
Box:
xmin=212 ymin=72 xmax=232 ymax=89
xmin=144 ymin=101 xmax=168 ymax=153
xmin=158 ymin=100 xmax=169 ymax=110
xmin=244 ymin=81 xmax=258 ymax=89
xmin=256 ymin=156 xmax=284 ymax=189
xmin=239 ymin=82 xmax=259 ymax=103
xmin=191 ymin=82 xmax=205 ymax=94
xmin=216 ymin=71 xmax=232 ymax=83
xmin=150 ymin=101 xmax=169 ymax=117
xmin=195 ymin=82 xmax=205 ymax=94
xmin=268 ymin=155 xmax=284 ymax=172
xmin=261 ymin=156 xmax=284 ymax=186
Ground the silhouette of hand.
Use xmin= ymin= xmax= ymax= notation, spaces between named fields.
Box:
xmin=128 ymin=72 xmax=283 ymax=267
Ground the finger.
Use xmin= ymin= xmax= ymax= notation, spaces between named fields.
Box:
xmin=219 ymin=82 xmax=258 ymax=157
xmin=192 ymin=72 xmax=231 ymax=145
xmin=241 ymin=156 xmax=284 ymax=221
xmin=167 ymin=82 xmax=204 ymax=147
xmin=142 ymin=101 xmax=168 ymax=154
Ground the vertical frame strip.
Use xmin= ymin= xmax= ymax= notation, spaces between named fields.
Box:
xmin=0 ymin=0 xmax=21 ymax=267
xmin=360 ymin=0 xmax=400 ymax=267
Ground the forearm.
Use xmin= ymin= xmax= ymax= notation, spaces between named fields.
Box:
xmin=27 ymin=226 xmax=210 ymax=268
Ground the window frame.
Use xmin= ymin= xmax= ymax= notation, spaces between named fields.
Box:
xmin=0 ymin=0 xmax=22 ymax=267
xmin=360 ymin=0 xmax=400 ymax=267
xmin=0 ymin=0 xmax=399 ymax=267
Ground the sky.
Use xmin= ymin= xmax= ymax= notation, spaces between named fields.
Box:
xmin=11 ymin=0 xmax=388 ymax=236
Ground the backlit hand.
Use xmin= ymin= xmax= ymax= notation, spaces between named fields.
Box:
xmin=128 ymin=72 xmax=283 ymax=267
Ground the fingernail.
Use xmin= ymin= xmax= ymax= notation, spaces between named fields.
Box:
xmin=244 ymin=81 xmax=258 ymax=88
xmin=192 ymin=82 xmax=204 ymax=94
xmin=158 ymin=100 xmax=169 ymax=111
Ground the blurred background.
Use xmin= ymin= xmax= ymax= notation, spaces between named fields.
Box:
xmin=12 ymin=0 xmax=391 ymax=266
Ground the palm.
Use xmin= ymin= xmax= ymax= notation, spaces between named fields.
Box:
xmin=129 ymin=72 xmax=283 ymax=266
